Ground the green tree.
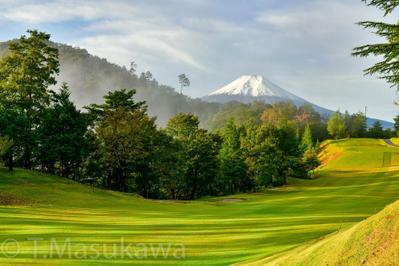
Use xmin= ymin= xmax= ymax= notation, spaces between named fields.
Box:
xmin=184 ymin=130 xmax=221 ymax=199
xmin=37 ymin=83 xmax=92 ymax=177
xmin=301 ymin=125 xmax=320 ymax=176
xmin=166 ymin=113 xmax=221 ymax=199
xmin=394 ymin=114 xmax=399 ymax=135
xmin=217 ymin=120 xmax=248 ymax=194
xmin=89 ymin=89 xmax=158 ymax=194
xmin=353 ymin=0 xmax=399 ymax=88
xmin=349 ymin=112 xmax=368 ymax=137
xmin=0 ymin=30 xmax=59 ymax=168
xmin=166 ymin=113 xmax=199 ymax=139
xmin=0 ymin=136 xmax=13 ymax=171
xmin=253 ymin=142 xmax=286 ymax=187
xmin=82 ymin=135 xmax=106 ymax=187
xmin=302 ymin=148 xmax=320 ymax=174
xmin=327 ymin=111 xmax=345 ymax=139
xmin=178 ymin=74 xmax=190 ymax=94
xmin=368 ymin=121 xmax=384 ymax=138
xmin=300 ymin=124 xmax=313 ymax=152
xmin=144 ymin=71 xmax=153 ymax=81
xmin=129 ymin=60 xmax=137 ymax=75
xmin=242 ymin=124 xmax=301 ymax=188
xmin=153 ymin=130 xmax=181 ymax=199
xmin=296 ymin=105 xmax=322 ymax=127
xmin=0 ymin=105 xmax=25 ymax=171
xmin=261 ymin=101 xmax=297 ymax=128
xmin=208 ymin=101 xmax=269 ymax=130
xmin=343 ymin=111 xmax=352 ymax=137
xmin=383 ymin=128 xmax=396 ymax=139
xmin=88 ymin=89 xmax=145 ymax=117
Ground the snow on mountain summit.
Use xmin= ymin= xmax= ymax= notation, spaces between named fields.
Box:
xmin=208 ymin=75 xmax=299 ymax=100
xmin=202 ymin=74 xmax=324 ymax=113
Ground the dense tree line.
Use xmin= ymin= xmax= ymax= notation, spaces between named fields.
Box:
xmin=327 ymin=111 xmax=396 ymax=139
xmin=0 ymin=31 xmax=324 ymax=200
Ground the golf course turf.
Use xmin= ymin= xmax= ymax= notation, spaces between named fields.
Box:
xmin=0 ymin=138 xmax=398 ymax=265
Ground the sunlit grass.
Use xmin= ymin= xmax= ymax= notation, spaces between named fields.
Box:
xmin=247 ymin=196 xmax=399 ymax=266
xmin=0 ymin=139 xmax=398 ymax=265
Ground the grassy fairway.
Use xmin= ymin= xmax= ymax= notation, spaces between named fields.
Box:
xmin=0 ymin=139 xmax=398 ymax=265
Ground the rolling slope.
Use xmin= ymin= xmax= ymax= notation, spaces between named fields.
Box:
xmin=245 ymin=199 xmax=399 ymax=266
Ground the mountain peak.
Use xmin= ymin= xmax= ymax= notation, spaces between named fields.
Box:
xmin=207 ymin=75 xmax=300 ymax=99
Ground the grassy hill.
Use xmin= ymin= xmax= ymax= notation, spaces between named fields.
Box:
xmin=0 ymin=138 xmax=399 ymax=265
xmin=246 ymin=200 xmax=399 ymax=266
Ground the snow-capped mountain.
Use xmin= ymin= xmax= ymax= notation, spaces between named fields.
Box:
xmin=202 ymin=75 xmax=394 ymax=128
xmin=202 ymin=75 xmax=329 ymax=115
xmin=208 ymin=75 xmax=301 ymax=99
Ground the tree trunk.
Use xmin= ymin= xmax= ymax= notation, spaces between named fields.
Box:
xmin=7 ymin=153 xmax=13 ymax=171
xmin=190 ymin=176 xmax=197 ymax=200
xmin=23 ymin=147 xmax=31 ymax=169
xmin=171 ymin=189 xmax=176 ymax=200
xmin=107 ymin=172 xmax=113 ymax=189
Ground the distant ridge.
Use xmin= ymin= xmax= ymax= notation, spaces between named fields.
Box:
xmin=203 ymin=75 xmax=393 ymax=128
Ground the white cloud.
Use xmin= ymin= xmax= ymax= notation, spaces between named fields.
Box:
xmin=77 ymin=31 xmax=206 ymax=70
xmin=77 ymin=16 xmax=206 ymax=70
xmin=256 ymin=1 xmax=384 ymax=36
xmin=1 ymin=0 xmax=206 ymax=70
xmin=2 ymin=0 xmax=139 ymax=23
xmin=183 ymin=18 xmax=248 ymax=33
xmin=257 ymin=14 xmax=297 ymax=27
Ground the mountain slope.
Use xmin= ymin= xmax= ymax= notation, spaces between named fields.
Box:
xmin=0 ymin=42 xmax=220 ymax=126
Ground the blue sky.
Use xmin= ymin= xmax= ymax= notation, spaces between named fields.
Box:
xmin=0 ymin=0 xmax=398 ymax=121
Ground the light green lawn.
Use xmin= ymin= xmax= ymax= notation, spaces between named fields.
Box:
xmin=0 ymin=138 xmax=398 ymax=265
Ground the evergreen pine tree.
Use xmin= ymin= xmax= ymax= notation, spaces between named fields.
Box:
xmin=353 ymin=0 xmax=399 ymax=87
xmin=218 ymin=119 xmax=248 ymax=194
xmin=300 ymin=124 xmax=313 ymax=152
xmin=394 ymin=114 xmax=399 ymax=136
xmin=327 ymin=111 xmax=346 ymax=139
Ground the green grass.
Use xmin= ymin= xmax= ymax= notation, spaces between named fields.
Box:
xmin=248 ymin=193 xmax=399 ymax=266
xmin=0 ymin=138 xmax=398 ymax=265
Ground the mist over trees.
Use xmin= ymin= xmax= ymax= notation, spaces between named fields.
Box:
xmin=0 ymin=41 xmax=220 ymax=128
